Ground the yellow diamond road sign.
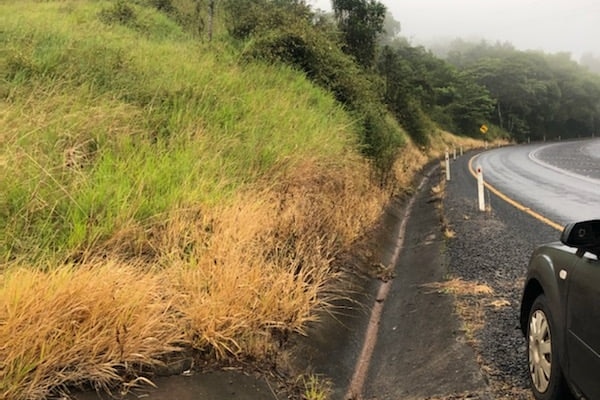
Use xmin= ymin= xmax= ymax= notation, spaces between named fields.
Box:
xmin=480 ymin=124 xmax=488 ymax=134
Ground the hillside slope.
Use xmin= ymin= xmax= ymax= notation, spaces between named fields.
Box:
xmin=0 ymin=1 xmax=483 ymax=399
xmin=0 ymin=1 xmax=397 ymax=398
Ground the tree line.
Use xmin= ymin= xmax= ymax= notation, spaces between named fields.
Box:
xmin=453 ymin=41 xmax=600 ymax=141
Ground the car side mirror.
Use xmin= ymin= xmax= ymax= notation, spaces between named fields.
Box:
xmin=561 ymin=219 xmax=600 ymax=257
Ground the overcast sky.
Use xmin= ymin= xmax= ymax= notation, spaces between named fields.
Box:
xmin=308 ymin=0 xmax=600 ymax=60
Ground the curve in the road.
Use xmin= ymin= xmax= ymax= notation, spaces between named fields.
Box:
xmin=468 ymin=138 xmax=600 ymax=228
xmin=467 ymin=155 xmax=563 ymax=232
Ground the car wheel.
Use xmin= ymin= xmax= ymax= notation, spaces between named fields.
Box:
xmin=527 ymin=294 xmax=571 ymax=400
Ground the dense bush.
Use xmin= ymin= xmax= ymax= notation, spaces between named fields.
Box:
xmin=231 ymin=1 xmax=404 ymax=183
xmin=99 ymin=0 xmax=137 ymax=26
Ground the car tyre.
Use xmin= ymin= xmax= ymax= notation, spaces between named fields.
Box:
xmin=527 ymin=294 xmax=571 ymax=400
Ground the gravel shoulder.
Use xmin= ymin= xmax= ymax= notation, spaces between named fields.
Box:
xmin=363 ymin=164 xmax=491 ymax=400
xmin=443 ymin=150 xmax=559 ymax=399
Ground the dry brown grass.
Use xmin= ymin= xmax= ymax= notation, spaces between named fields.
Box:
xmin=0 ymin=133 xmax=490 ymax=399
xmin=434 ymin=130 xmax=504 ymax=157
xmin=0 ymin=157 xmax=388 ymax=399
xmin=423 ymin=278 xmax=494 ymax=341
xmin=390 ymin=130 xmax=496 ymax=198
xmin=423 ymin=278 xmax=494 ymax=297
xmin=0 ymin=262 xmax=184 ymax=400
xmin=429 ymin=163 xmax=456 ymax=240
xmin=160 ymin=158 xmax=387 ymax=359
xmin=391 ymin=140 xmax=429 ymax=193
xmin=443 ymin=226 xmax=457 ymax=239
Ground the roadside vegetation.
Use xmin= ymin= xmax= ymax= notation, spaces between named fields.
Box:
xmin=1 ymin=0 xmax=597 ymax=399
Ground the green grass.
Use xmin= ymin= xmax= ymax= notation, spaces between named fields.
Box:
xmin=0 ymin=3 xmax=433 ymax=399
xmin=1 ymin=0 xmax=358 ymax=263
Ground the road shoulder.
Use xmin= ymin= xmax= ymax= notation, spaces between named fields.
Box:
xmin=363 ymin=165 xmax=492 ymax=400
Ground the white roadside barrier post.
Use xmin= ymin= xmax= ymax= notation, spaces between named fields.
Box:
xmin=460 ymin=146 xmax=463 ymax=156
xmin=453 ymin=147 xmax=457 ymax=160
xmin=445 ymin=150 xmax=450 ymax=181
xmin=477 ymin=167 xmax=485 ymax=211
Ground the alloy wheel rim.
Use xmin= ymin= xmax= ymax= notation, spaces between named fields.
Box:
xmin=529 ymin=309 xmax=552 ymax=393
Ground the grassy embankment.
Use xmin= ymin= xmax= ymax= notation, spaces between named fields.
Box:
xmin=0 ymin=1 xmax=485 ymax=399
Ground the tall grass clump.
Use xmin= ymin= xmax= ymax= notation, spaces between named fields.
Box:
xmin=0 ymin=1 xmax=393 ymax=398
xmin=0 ymin=262 xmax=184 ymax=400
xmin=155 ymin=158 xmax=387 ymax=360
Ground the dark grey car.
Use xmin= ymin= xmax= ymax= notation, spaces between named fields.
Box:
xmin=520 ymin=219 xmax=600 ymax=400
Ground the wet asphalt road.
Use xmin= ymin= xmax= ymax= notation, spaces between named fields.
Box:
xmin=473 ymin=137 xmax=600 ymax=225
xmin=443 ymin=137 xmax=599 ymax=399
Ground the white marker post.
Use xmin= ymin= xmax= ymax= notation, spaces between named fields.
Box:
xmin=477 ymin=167 xmax=485 ymax=211
xmin=445 ymin=150 xmax=450 ymax=181
xmin=453 ymin=147 xmax=457 ymax=160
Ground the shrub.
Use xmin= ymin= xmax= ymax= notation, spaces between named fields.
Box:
xmin=397 ymin=99 xmax=431 ymax=147
xmin=98 ymin=0 xmax=137 ymax=26
xmin=240 ymin=21 xmax=405 ymax=184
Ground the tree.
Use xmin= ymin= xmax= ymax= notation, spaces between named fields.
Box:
xmin=332 ymin=0 xmax=385 ymax=68
xmin=448 ymin=44 xmax=600 ymax=141
xmin=580 ymin=53 xmax=600 ymax=75
xmin=444 ymin=73 xmax=494 ymax=135
xmin=376 ymin=42 xmax=493 ymax=139
xmin=223 ymin=0 xmax=312 ymax=39
xmin=378 ymin=10 xmax=401 ymax=46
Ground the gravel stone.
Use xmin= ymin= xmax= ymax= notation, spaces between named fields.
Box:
xmin=442 ymin=152 xmax=559 ymax=399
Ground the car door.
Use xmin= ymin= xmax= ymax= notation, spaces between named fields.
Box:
xmin=565 ymin=252 xmax=600 ymax=398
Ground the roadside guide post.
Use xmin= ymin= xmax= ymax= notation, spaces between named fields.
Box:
xmin=477 ymin=167 xmax=485 ymax=211
xmin=445 ymin=150 xmax=450 ymax=181
xmin=453 ymin=147 xmax=457 ymax=160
